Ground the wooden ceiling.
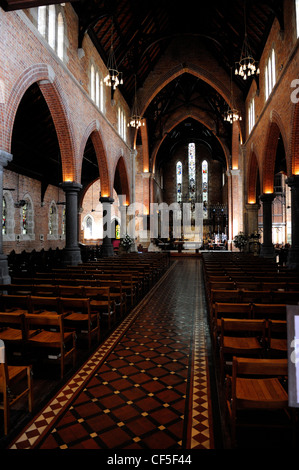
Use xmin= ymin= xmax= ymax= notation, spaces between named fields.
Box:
xmin=2 ymin=0 xmax=283 ymax=188
xmin=72 ymin=0 xmax=281 ymax=104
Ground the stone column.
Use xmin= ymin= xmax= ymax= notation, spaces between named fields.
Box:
xmin=0 ymin=150 xmax=12 ymax=284
xmin=100 ymin=196 xmax=114 ymax=257
xmin=286 ymin=175 xmax=299 ymax=270
xmin=60 ymin=181 xmax=82 ymax=265
xmin=245 ymin=203 xmax=260 ymax=235
xmin=259 ymin=193 xmax=275 ymax=258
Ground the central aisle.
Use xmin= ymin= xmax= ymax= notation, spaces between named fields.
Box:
xmin=10 ymin=258 xmax=215 ymax=450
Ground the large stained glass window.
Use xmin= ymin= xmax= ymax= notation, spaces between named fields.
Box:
xmin=188 ymin=143 xmax=196 ymax=207
xmin=2 ymin=197 xmax=6 ymax=235
xmin=176 ymin=161 xmax=182 ymax=202
xmin=202 ymin=160 xmax=208 ymax=219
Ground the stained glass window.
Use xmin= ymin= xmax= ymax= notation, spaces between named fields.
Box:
xmin=2 ymin=197 xmax=6 ymax=235
xmin=202 ymin=160 xmax=208 ymax=219
xmin=188 ymin=143 xmax=196 ymax=206
xmin=86 ymin=216 xmax=92 ymax=238
xmin=176 ymin=161 xmax=182 ymax=202
xmin=49 ymin=203 xmax=57 ymax=235
xmin=62 ymin=208 xmax=65 ymax=235
xmin=22 ymin=203 xmax=28 ymax=235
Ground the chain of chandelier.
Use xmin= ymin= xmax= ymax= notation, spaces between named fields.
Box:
xmin=104 ymin=8 xmax=259 ymax=127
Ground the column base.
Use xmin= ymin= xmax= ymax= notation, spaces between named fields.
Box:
xmin=62 ymin=247 xmax=82 ymax=266
xmin=101 ymin=237 xmax=115 ymax=257
xmin=260 ymin=244 xmax=276 ymax=258
xmin=287 ymin=248 xmax=299 ymax=271
xmin=0 ymin=254 xmax=11 ymax=284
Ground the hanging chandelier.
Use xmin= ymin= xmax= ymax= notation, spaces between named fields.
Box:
xmin=223 ymin=107 xmax=242 ymax=124
xmin=234 ymin=33 xmax=260 ymax=80
xmin=224 ymin=68 xmax=242 ymax=124
xmin=234 ymin=4 xmax=260 ymax=80
xmin=128 ymin=75 xmax=144 ymax=129
xmin=104 ymin=22 xmax=123 ymax=90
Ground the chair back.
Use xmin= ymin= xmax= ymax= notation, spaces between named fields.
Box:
xmin=233 ymin=357 xmax=288 ymax=377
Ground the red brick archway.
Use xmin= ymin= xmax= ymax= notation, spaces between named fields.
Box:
xmin=291 ymin=101 xmax=299 ymax=175
xmin=79 ymin=122 xmax=110 ymax=198
xmin=151 ymin=108 xmax=230 ymax=173
xmin=247 ymin=151 xmax=260 ymax=204
xmin=5 ymin=64 xmax=76 ymax=183
xmin=262 ymin=114 xmax=287 ymax=193
xmin=113 ymin=156 xmax=130 ymax=205
xmin=134 ymin=65 xmax=244 ymax=154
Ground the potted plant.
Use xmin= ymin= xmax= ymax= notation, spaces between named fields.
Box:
xmin=233 ymin=232 xmax=249 ymax=251
xmin=119 ymin=234 xmax=134 ymax=252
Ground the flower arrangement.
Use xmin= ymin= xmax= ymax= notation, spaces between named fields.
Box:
xmin=233 ymin=232 xmax=249 ymax=251
xmin=250 ymin=230 xmax=261 ymax=239
xmin=120 ymin=234 xmax=134 ymax=251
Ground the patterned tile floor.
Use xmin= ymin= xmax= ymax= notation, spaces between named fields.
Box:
xmin=8 ymin=258 xmax=215 ymax=450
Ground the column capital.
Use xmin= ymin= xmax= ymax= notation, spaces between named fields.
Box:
xmin=226 ymin=168 xmax=240 ymax=177
xmin=100 ymin=196 xmax=114 ymax=204
xmin=60 ymin=181 xmax=82 ymax=192
xmin=260 ymin=193 xmax=275 ymax=203
xmin=286 ymin=175 xmax=299 ymax=188
xmin=245 ymin=202 xmax=260 ymax=211
xmin=0 ymin=150 xmax=13 ymax=168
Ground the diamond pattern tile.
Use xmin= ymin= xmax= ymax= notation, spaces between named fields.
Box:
xmin=9 ymin=259 xmax=214 ymax=450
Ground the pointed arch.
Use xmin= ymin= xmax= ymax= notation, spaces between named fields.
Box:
xmin=247 ymin=150 xmax=260 ymax=204
xmin=290 ymin=101 xmax=299 ymax=176
xmin=151 ymin=107 xmax=230 ymax=173
xmin=79 ymin=120 xmax=110 ymax=197
xmin=262 ymin=112 xmax=287 ymax=193
xmin=113 ymin=156 xmax=130 ymax=205
xmin=4 ymin=64 xmax=76 ymax=183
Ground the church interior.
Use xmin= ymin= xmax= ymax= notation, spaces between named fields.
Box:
xmin=0 ymin=0 xmax=299 ymax=455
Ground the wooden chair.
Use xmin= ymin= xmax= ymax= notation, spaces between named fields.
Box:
xmin=235 ymin=281 xmax=262 ymax=291
xmin=271 ymin=291 xmax=299 ymax=304
xmin=98 ymin=280 xmax=127 ymax=318
xmin=213 ymin=302 xmax=252 ymax=346
xmin=252 ymin=303 xmax=286 ymax=320
xmin=60 ymin=297 xmax=100 ymax=349
xmin=0 ymin=312 xmax=27 ymax=358
xmin=220 ymin=318 xmax=266 ymax=380
xmin=58 ymin=285 xmax=84 ymax=298
xmin=0 ymin=340 xmax=33 ymax=435
xmin=208 ymin=289 xmax=242 ymax=326
xmin=267 ymin=319 xmax=287 ymax=358
xmin=239 ymin=289 xmax=273 ymax=304
xmin=0 ymin=294 xmax=30 ymax=313
xmin=28 ymin=296 xmax=61 ymax=315
xmin=82 ymin=286 xmax=116 ymax=330
xmin=25 ymin=313 xmax=76 ymax=378
xmin=226 ymin=357 xmax=291 ymax=447
xmin=32 ymin=284 xmax=59 ymax=297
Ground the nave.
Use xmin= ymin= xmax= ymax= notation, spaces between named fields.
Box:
xmin=3 ymin=258 xmax=216 ymax=450
xmin=1 ymin=256 xmax=298 ymax=452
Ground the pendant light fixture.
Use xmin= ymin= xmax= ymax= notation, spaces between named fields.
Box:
xmin=104 ymin=20 xmax=123 ymax=90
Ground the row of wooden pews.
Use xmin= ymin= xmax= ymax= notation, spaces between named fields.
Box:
xmin=202 ymin=252 xmax=298 ymax=447
xmin=0 ymin=252 xmax=169 ymax=435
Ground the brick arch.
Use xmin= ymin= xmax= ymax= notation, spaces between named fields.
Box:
xmin=113 ymin=156 xmax=130 ymax=205
xmin=291 ymin=101 xmax=299 ymax=175
xmin=79 ymin=121 xmax=110 ymax=198
xmin=151 ymin=107 xmax=230 ymax=173
xmin=5 ymin=63 xmax=76 ymax=182
xmin=135 ymin=64 xmax=244 ymax=149
xmin=247 ymin=150 xmax=260 ymax=204
xmin=262 ymin=112 xmax=288 ymax=193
